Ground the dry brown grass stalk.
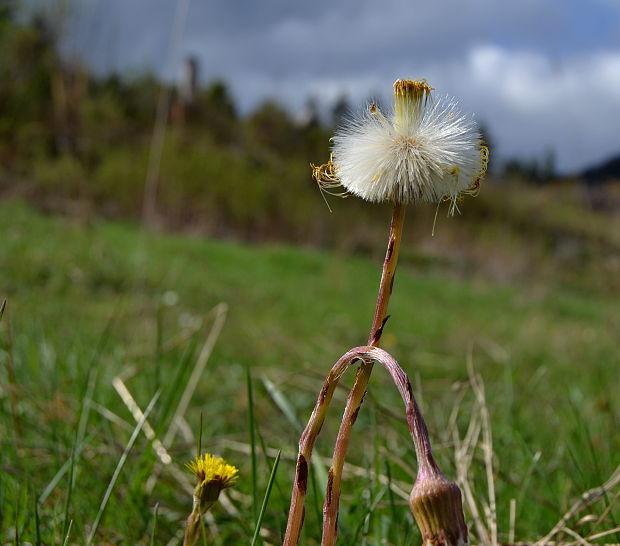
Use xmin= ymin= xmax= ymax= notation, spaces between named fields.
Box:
xmin=450 ymin=356 xmax=620 ymax=546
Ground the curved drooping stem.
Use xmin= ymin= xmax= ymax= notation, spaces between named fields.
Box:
xmin=282 ymin=344 xmax=436 ymax=546
xmin=365 ymin=347 xmax=440 ymax=475
xmin=282 ymin=347 xmax=367 ymax=546
xmin=321 ymin=204 xmax=406 ymax=545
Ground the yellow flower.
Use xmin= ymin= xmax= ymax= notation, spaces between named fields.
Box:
xmin=186 ymin=453 xmax=239 ymax=490
xmin=186 ymin=453 xmax=239 ymax=515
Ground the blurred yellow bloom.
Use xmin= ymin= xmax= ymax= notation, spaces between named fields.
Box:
xmin=186 ymin=453 xmax=239 ymax=490
xmin=184 ymin=453 xmax=239 ymax=544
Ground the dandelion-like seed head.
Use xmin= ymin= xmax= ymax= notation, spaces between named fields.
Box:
xmin=315 ymin=78 xmax=488 ymax=212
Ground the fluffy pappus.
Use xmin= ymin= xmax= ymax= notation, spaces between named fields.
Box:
xmin=314 ymin=79 xmax=488 ymax=212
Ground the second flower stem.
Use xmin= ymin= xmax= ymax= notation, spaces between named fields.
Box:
xmin=321 ymin=203 xmax=406 ymax=545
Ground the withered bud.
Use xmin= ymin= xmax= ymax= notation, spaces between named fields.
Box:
xmin=409 ymin=470 xmax=468 ymax=546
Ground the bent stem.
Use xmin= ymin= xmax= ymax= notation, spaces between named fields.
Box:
xmin=282 ymin=343 xmax=427 ymax=546
xmin=321 ymin=203 xmax=406 ymax=545
xmin=283 ymin=204 xmax=406 ymax=546
xmin=283 ymin=347 xmax=370 ymax=546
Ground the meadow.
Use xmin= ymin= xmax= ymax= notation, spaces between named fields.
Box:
xmin=2 ymin=5 xmax=620 ymax=544
xmin=1 ymin=195 xmax=619 ymax=544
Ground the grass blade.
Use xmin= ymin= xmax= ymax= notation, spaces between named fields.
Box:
xmin=33 ymin=491 xmax=41 ymax=546
xmin=196 ymin=411 xmax=203 ymax=458
xmin=347 ymin=485 xmax=387 ymax=546
xmin=247 ymin=365 xmax=258 ymax=525
xmin=78 ymin=312 xmax=117 ymax=423
xmin=385 ymin=459 xmax=400 ymax=544
xmin=255 ymin=425 xmax=289 ymax=525
xmin=2 ymin=303 xmax=22 ymax=447
xmin=62 ymin=443 xmax=77 ymax=540
xmin=39 ymin=430 xmax=98 ymax=505
xmin=154 ymin=301 xmax=164 ymax=393
xmin=13 ymin=489 xmax=19 ymax=546
xmin=0 ymin=299 xmax=6 ymax=321
xmin=86 ymin=391 xmax=160 ymax=545
xmin=251 ymin=450 xmax=281 ymax=546
xmin=149 ymin=503 xmax=159 ymax=546
xmin=162 ymin=303 xmax=227 ymax=448
xmin=61 ymin=520 xmax=73 ymax=546
xmin=262 ymin=376 xmax=328 ymax=493
xmin=261 ymin=376 xmax=302 ymax=429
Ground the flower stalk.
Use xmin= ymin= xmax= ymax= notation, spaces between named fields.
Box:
xmin=284 ymin=344 xmax=467 ymax=546
xmin=321 ymin=203 xmax=405 ymax=545
xmin=282 ymin=347 xmax=372 ymax=545
xmin=282 ymin=204 xmax=405 ymax=546
xmin=183 ymin=453 xmax=238 ymax=546
xmin=377 ymin=348 xmax=468 ymax=546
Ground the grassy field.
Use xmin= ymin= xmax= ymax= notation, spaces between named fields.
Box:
xmin=1 ymin=199 xmax=619 ymax=545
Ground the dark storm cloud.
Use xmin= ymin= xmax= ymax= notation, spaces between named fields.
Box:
xmin=58 ymin=0 xmax=620 ymax=171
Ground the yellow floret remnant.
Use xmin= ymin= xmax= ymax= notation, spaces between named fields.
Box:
xmin=186 ymin=453 xmax=239 ymax=490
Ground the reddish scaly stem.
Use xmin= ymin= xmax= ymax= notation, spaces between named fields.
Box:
xmin=284 ymin=341 xmax=439 ymax=546
xmin=321 ymin=204 xmax=406 ymax=545
xmin=283 ymin=347 xmax=370 ymax=546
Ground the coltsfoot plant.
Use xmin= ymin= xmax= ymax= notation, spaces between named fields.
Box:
xmin=183 ymin=453 xmax=239 ymax=545
xmin=284 ymin=78 xmax=488 ymax=546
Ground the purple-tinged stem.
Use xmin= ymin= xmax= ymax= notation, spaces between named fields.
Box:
xmin=283 ymin=347 xmax=370 ymax=546
xmin=283 ymin=342 xmax=434 ymax=546
xmin=321 ymin=204 xmax=406 ymax=545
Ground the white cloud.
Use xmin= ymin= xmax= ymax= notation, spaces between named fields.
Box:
xmin=459 ymin=46 xmax=620 ymax=172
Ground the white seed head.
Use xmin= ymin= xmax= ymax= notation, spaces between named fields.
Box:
xmin=315 ymin=79 xmax=488 ymax=210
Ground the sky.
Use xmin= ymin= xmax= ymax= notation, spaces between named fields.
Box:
xmin=47 ymin=0 xmax=620 ymax=173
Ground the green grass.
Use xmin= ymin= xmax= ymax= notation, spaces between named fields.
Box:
xmin=0 ymin=199 xmax=619 ymax=544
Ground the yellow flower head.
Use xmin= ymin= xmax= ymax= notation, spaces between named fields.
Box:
xmin=186 ymin=453 xmax=239 ymax=490
xmin=186 ymin=453 xmax=239 ymax=515
xmin=184 ymin=454 xmax=239 ymax=542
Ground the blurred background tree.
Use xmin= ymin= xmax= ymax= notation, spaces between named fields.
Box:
xmin=1 ymin=1 xmax=619 ymax=253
